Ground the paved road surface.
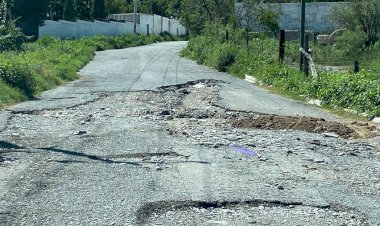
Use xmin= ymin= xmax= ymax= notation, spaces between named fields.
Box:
xmin=0 ymin=42 xmax=379 ymax=225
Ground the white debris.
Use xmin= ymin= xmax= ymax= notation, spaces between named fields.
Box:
xmin=372 ymin=117 xmax=380 ymax=124
xmin=308 ymin=99 xmax=322 ymax=106
xmin=193 ymin=83 xmax=206 ymax=89
xmin=245 ymin=75 xmax=258 ymax=84
xmin=322 ymin=132 xmax=340 ymax=138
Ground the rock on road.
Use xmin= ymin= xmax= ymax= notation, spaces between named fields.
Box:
xmin=0 ymin=41 xmax=380 ymax=225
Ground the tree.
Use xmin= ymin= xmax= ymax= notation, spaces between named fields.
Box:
xmin=179 ymin=0 xmax=235 ymax=35
xmin=49 ymin=0 xmax=65 ymax=20
xmin=63 ymin=0 xmax=76 ymax=21
xmin=0 ymin=0 xmax=7 ymax=27
xmin=0 ymin=0 xmax=27 ymax=51
xmin=76 ymin=0 xmax=93 ymax=20
xmin=93 ymin=0 xmax=105 ymax=19
xmin=121 ymin=0 xmax=182 ymax=18
xmin=105 ymin=0 xmax=127 ymax=14
xmin=331 ymin=0 xmax=380 ymax=45
xmin=9 ymin=0 xmax=50 ymax=37
xmin=236 ymin=0 xmax=281 ymax=33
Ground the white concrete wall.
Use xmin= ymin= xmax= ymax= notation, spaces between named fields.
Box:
xmin=140 ymin=14 xmax=153 ymax=35
xmin=236 ymin=2 xmax=345 ymax=32
xmin=39 ymin=14 xmax=186 ymax=39
xmin=154 ymin=15 xmax=162 ymax=34
xmin=39 ymin=20 xmax=134 ymax=39
xmin=162 ymin=17 xmax=169 ymax=34
xmin=170 ymin=20 xmax=184 ymax=36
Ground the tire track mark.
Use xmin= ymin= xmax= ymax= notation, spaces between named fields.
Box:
xmin=126 ymin=49 xmax=170 ymax=91
xmin=161 ymin=52 xmax=178 ymax=86
xmin=175 ymin=56 xmax=181 ymax=84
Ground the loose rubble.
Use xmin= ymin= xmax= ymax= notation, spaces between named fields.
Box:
xmin=1 ymin=79 xmax=379 ymax=225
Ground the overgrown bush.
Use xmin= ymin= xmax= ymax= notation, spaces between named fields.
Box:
xmin=0 ymin=57 xmax=34 ymax=96
xmin=334 ymin=30 xmax=368 ymax=55
xmin=0 ymin=0 xmax=28 ymax=51
xmin=217 ymin=47 xmax=236 ymax=72
xmin=160 ymin=31 xmax=176 ymax=41
xmin=331 ymin=0 xmax=380 ymax=45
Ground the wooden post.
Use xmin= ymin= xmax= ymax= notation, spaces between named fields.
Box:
xmin=226 ymin=29 xmax=229 ymax=42
xmin=246 ymin=28 xmax=249 ymax=51
xmin=303 ymin=34 xmax=309 ymax=76
xmin=300 ymin=0 xmax=306 ymax=71
xmin=299 ymin=47 xmax=318 ymax=78
xmin=279 ymin=30 xmax=285 ymax=63
xmin=133 ymin=0 xmax=137 ymax=34
xmin=354 ymin=61 xmax=360 ymax=73
xmin=147 ymin=24 xmax=149 ymax=36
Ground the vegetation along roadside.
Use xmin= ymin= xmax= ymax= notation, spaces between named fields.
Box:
xmin=181 ymin=23 xmax=380 ymax=118
xmin=0 ymin=32 xmax=178 ymax=108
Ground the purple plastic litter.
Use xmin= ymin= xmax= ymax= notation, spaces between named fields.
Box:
xmin=230 ymin=144 xmax=257 ymax=157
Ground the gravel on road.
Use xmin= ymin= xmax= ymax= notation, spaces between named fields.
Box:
xmin=0 ymin=42 xmax=380 ymax=226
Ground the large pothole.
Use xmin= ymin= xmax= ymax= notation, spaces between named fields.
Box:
xmin=231 ymin=115 xmax=361 ymax=139
xmin=119 ymin=80 xmax=376 ymax=139
xmin=136 ymin=201 xmax=368 ymax=226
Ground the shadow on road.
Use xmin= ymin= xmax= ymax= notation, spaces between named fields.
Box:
xmin=37 ymin=147 xmax=140 ymax=166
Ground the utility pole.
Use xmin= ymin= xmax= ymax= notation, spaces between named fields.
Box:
xmin=300 ymin=0 xmax=305 ymax=71
xmin=152 ymin=0 xmax=154 ymax=34
xmin=133 ymin=0 xmax=138 ymax=34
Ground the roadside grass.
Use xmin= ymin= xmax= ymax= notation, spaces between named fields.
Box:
xmin=181 ymin=25 xmax=380 ymax=117
xmin=0 ymin=33 xmax=178 ymax=108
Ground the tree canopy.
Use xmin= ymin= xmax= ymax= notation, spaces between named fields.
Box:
xmin=331 ymin=0 xmax=380 ymax=44
xmin=63 ymin=0 xmax=76 ymax=21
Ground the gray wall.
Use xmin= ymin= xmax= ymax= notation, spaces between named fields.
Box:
xmin=39 ymin=14 xmax=186 ymax=39
xmin=236 ymin=2 xmax=345 ymax=32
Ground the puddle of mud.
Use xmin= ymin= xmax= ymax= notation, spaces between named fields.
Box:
xmin=231 ymin=115 xmax=361 ymax=139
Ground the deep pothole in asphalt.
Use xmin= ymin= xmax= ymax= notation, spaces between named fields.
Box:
xmin=136 ymin=200 xmax=368 ymax=225
xmin=99 ymin=79 xmax=377 ymax=140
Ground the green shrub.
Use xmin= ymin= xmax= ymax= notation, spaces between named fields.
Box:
xmin=0 ymin=57 xmax=34 ymax=96
xmin=160 ymin=31 xmax=175 ymax=41
xmin=334 ymin=30 xmax=368 ymax=55
xmin=0 ymin=0 xmax=29 ymax=51
xmin=216 ymin=46 xmax=236 ymax=72
xmin=0 ymin=31 xmax=28 ymax=51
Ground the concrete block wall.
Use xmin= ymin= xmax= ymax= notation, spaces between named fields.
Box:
xmin=140 ymin=14 xmax=152 ymax=35
xmin=279 ymin=2 xmax=344 ymax=32
xmin=39 ymin=14 xmax=186 ymax=39
xmin=162 ymin=17 xmax=169 ymax=33
xmin=236 ymin=2 xmax=345 ymax=32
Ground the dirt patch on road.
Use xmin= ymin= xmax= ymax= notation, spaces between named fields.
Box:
xmin=232 ymin=115 xmax=377 ymax=139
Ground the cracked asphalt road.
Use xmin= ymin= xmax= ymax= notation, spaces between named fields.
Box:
xmin=0 ymin=41 xmax=380 ymax=225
